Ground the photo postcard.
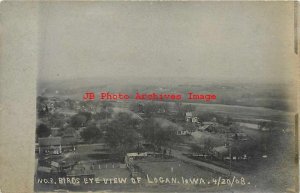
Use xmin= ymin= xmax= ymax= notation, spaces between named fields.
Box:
xmin=0 ymin=1 xmax=299 ymax=193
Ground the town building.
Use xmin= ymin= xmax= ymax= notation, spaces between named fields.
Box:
xmin=185 ymin=112 xmax=193 ymax=122
xmin=38 ymin=137 xmax=62 ymax=155
xmin=176 ymin=129 xmax=192 ymax=136
xmin=212 ymin=146 xmax=228 ymax=160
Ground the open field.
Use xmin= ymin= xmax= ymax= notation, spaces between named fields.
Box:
xmin=136 ymin=159 xmax=218 ymax=179
xmin=41 ymin=88 xmax=294 ymax=124
xmin=179 ymin=103 xmax=294 ymax=124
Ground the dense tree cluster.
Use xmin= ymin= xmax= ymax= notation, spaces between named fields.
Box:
xmin=105 ymin=112 xmax=140 ymax=155
xmin=80 ymin=124 xmax=102 ymax=142
xmin=36 ymin=123 xmax=51 ymax=138
xmin=141 ymin=118 xmax=181 ymax=149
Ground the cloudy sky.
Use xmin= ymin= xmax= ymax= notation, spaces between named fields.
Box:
xmin=38 ymin=1 xmax=298 ymax=84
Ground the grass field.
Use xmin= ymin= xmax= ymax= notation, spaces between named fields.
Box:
xmin=136 ymin=159 xmax=218 ymax=179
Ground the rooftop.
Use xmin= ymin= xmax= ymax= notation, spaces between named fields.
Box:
xmin=212 ymin=146 xmax=228 ymax=154
xmin=38 ymin=137 xmax=62 ymax=146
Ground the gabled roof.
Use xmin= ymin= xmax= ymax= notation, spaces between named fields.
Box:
xmin=212 ymin=146 xmax=228 ymax=154
xmin=37 ymin=166 xmax=52 ymax=173
xmin=62 ymin=136 xmax=76 ymax=145
xmin=186 ymin=112 xmax=193 ymax=117
xmin=38 ymin=137 xmax=61 ymax=146
xmin=231 ymin=133 xmax=247 ymax=138
xmin=203 ymin=122 xmax=215 ymax=125
xmin=126 ymin=152 xmax=147 ymax=157
xmin=200 ymin=125 xmax=211 ymax=130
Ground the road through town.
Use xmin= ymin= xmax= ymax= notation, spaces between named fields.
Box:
xmin=171 ymin=149 xmax=241 ymax=177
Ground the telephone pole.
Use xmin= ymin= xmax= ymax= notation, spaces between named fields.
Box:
xmin=226 ymin=131 xmax=232 ymax=177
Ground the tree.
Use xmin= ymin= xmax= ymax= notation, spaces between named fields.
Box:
xmin=66 ymin=98 xmax=75 ymax=110
xmin=105 ymin=123 xmax=140 ymax=155
xmin=70 ymin=113 xmax=89 ymax=128
xmin=190 ymin=144 xmax=205 ymax=154
xmin=48 ymin=112 xmax=65 ymax=128
xmin=129 ymin=102 xmax=144 ymax=113
xmin=37 ymin=96 xmax=49 ymax=118
xmin=180 ymin=104 xmax=196 ymax=113
xmin=223 ymin=115 xmax=233 ymax=126
xmin=93 ymin=112 xmax=107 ymax=120
xmin=80 ymin=125 xmax=102 ymax=142
xmin=203 ymin=138 xmax=213 ymax=152
xmin=113 ymin=112 xmax=139 ymax=129
xmin=259 ymin=121 xmax=276 ymax=130
xmin=141 ymin=118 xmax=160 ymax=145
xmin=196 ymin=112 xmax=216 ymax=122
xmin=196 ymin=112 xmax=233 ymax=126
xmin=143 ymin=102 xmax=158 ymax=117
xmin=101 ymin=101 xmax=114 ymax=109
xmin=99 ymin=101 xmax=114 ymax=120
xmin=78 ymin=112 xmax=92 ymax=122
xmin=153 ymin=127 xmax=178 ymax=147
xmin=105 ymin=112 xmax=141 ymax=155
xmin=141 ymin=119 xmax=180 ymax=149
xmin=141 ymin=102 xmax=170 ymax=116
xmin=36 ymin=123 xmax=51 ymax=138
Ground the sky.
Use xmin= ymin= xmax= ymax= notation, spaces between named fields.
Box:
xmin=38 ymin=1 xmax=298 ymax=84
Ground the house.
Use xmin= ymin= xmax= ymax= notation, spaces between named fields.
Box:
xmin=212 ymin=146 xmax=228 ymax=160
xmin=38 ymin=137 xmax=62 ymax=155
xmin=199 ymin=124 xmax=221 ymax=132
xmin=191 ymin=117 xmax=199 ymax=123
xmin=35 ymin=143 xmax=39 ymax=154
xmin=125 ymin=152 xmax=148 ymax=165
xmin=157 ymin=108 xmax=167 ymax=114
xmin=62 ymin=135 xmax=76 ymax=146
xmin=62 ymin=128 xmax=77 ymax=151
xmin=141 ymin=143 xmax=156 ymax=152
xmin=185 ymin=112 xmax=193 ymax=122
xmin=78 ymin=127 xmax=87 ymax=133
xmin=176 ymin=129 xmax=192 ymax=136
xmin=260 ymin=127 xmax=270 ymax=132
xmin=59 ymin=109 xmax=77 ymax=118
xmin=198 ymin=125 xmax=213 ymax=132
xmin=212 ymin=145 xmax=249 ymax=161
xmin=211 ymin=117 xmax=217 ymax=122
xmin=282 ymin=128 xmax=292 ymax=133
xmin=238 ymin=122 xmax=259 ymax=129
xmin=202 ymin=121 xmax=218 ymax=127
xmin=185 ymin=112 xmax=200 ymax=123
xmin=37 ymin=166 xmax=52 ymax=174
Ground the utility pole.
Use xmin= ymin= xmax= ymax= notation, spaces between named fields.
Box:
xmin=105 ymin=104 xmax=108 ymax=126
xmin=226 ymin=131 xmax=232 ymax=177
xmin=229 ymin=142 xmax=232 ymax=177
